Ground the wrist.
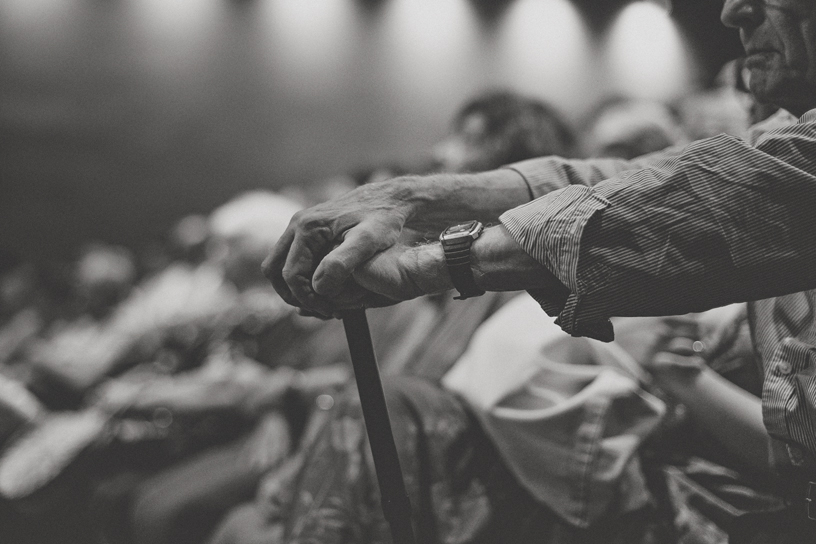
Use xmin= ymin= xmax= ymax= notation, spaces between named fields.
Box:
xmin=402 ymin=242 xmax=453 ymax=296
xmin=470 ymin=225 xmax=564 ymax=292
xmin=367 ymin=176 xmax=422 ymax=226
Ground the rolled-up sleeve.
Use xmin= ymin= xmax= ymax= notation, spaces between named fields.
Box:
xmin=501 ymin=110 xmax=816 ymax=341
xmin=505 ymin=148 xmax=682 ymax=199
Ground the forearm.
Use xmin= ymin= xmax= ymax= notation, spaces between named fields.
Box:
xmin=652 ymin=365 xmax=772 ymax=475
xmin=397 ymin=151 xmax=673 ymax=230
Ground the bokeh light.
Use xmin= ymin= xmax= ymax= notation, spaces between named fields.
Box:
xmin=377 ymin=0 xmax=480 ymax=94
xmin=122 ymin=0 xmax=227 ymax=78
xmin=0 ymin=0 xmax=77 ymax=34
xmin=604 ymin=1 xmax=695 ymax=100
xmin=495 ymin=0 xmax=596 ymax=118
xmin=259 ymin=0 xmax=359 ymax=85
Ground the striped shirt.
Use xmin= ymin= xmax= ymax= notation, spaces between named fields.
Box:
xmin=499 ymin=108 xmax=816 ymax=473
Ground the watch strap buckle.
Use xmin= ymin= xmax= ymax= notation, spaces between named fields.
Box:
xmin=806 ymin=481 xmax=816 ymax=521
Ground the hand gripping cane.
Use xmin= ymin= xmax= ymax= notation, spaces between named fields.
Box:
xmin=341 ymin=309 xmax=418 ymax=544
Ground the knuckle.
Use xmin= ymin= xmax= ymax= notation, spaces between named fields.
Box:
xmin=280 ymin=266 xmax=298 ymax=286
xmin=293 ymin=211 xmax=333 ymax=238
xmin=299 ymin=214 xmax=329 ymax=235
xmin=354 ymin=227 xmax=376 ymax=245
xmin=290 ymin=209 xmax=308 ymax=225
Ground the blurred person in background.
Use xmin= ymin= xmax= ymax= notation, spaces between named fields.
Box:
xmin=168 ymin=214 xmax=210 ymax=266
xmin=434 ymin=89 xmax=576 ymax=172
xmin=580 ymin=98 xmax=688 ymax=160
xmin=206 ymin=191 xmax=304 ymax=292
xmin=0 ymin=190 xmax=320 ymax=544
xmin=73 ymin=243 xmax=137 ymax=320
xmin=0 ymin=263 xmax=48 ymax=370
xmin=678 ymin=58 xmax=757 ymax=141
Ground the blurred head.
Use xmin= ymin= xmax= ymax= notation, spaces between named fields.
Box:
xmin=168 ymin=214 xmax=210 ymax=264
xmin=433 ymin=90 xmax=575 ymax=172
xmin=678 ymin=59 xmax=755 ymax=140
xmin=207 ymin=191 xmax=303 ymax=289
xmin=679 ymin=87 xmax=753 ymax=140
xmin=0 ymin=263 xmax=38 ymax=319
xmin=74 ymin=243 xmax=137 ymax=318
xmin=721 ymin=0 xmax=816 ymax=115
xmin=582 ymin=99 xmax=687 ymax=159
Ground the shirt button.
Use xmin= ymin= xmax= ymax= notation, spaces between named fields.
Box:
xmin=778 ymin=361 xmax=793 ymax=375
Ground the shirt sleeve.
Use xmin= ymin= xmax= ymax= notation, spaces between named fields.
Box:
xmin=501 ymin=110 xmax=816 ymax=341
xmin=505 ymin=146 xmax=685 ymax=198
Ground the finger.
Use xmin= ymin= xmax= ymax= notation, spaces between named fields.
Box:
xmin=262 ymin=227 xmax=300 ymax=307
xmin=644 ymin=317 xmax=701 ymax=357
xmin=313 ymin=224 xmax=396 ymax=297
xmin=287 ymin=249 xmax=399 ymax=317
xmin=352 ymin=247 xmax=423 ymax=302
xmin=665 ymin=337 xmax=697 ymax=356
xmin=282 ymin=228 xmax=336 ymax=316
xmin=297 ymin=308 xmax=332 ymax=320
xmin=327 ymin=277 xmax=401 ymax=310
xmin=652 ymin=351 xmax=706 ymax=371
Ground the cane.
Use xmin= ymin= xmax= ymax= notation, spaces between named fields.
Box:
xmin=341 ymin=309 xmax=418 ymax=544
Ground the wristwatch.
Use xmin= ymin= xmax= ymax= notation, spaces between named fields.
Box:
xmin=439 ymin=220 xmax=485 ymax=300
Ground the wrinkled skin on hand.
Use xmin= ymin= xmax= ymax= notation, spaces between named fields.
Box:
xmin=351 ymin=242 xmax=439 ymax=304
xmin=262 ymin=180 xmax=419 ymax=317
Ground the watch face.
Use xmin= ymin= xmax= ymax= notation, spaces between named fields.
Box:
xmin=441 ymin=221 xmax=482 ymax=242
xmin=446 ymin=222 xmax=477 ymax=235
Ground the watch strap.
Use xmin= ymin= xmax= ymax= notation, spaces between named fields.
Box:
xmin=443 ymin=239 xmax=485 ymax=300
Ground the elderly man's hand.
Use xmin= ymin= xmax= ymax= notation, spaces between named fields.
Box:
xmin=261 ymin=180 xmax=419 ymax=316
xmin=262 ymin=168 xmax=546 ymax=316
xmin=352 ymin=242 xmax=451 ymax=304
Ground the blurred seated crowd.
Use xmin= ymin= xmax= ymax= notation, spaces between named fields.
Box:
xmin=0 ymin=58 xmax=780 ymax=544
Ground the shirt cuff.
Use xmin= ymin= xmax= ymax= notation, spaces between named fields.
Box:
xmin=500 ymin=186 xmax=614 ymax=342
xmin=525 ymin=288 xmax=615 ymax=342
xmin=505 ymin=160 xmax=570 ymax=199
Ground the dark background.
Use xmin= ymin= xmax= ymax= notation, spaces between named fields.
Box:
xmin=0 ymin=0 xmax=742 ymax=264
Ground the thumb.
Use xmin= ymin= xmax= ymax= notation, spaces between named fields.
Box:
xmin=313 ymin=225 xmax=396 ymax=297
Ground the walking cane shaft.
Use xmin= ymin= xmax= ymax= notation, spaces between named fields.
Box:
xmin=341 ymin=309 xmax=417 ymax=544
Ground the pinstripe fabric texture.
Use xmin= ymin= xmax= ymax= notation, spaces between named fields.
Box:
xmin=500 ymin=109 xmax=816 ymax=471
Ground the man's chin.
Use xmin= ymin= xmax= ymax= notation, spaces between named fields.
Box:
xmin=749 ymin=77 xmax=816 ymax=115
xmin=744 ymin=52 xmax=776 ymax=71
xmin=746 ymin=67 xmax=786 ymax=103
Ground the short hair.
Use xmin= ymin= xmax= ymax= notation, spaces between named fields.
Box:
xmin=451 ymin=90 xmax=576 ymax=166
xmin=582 ymin=97 xmax=687 ymax=159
